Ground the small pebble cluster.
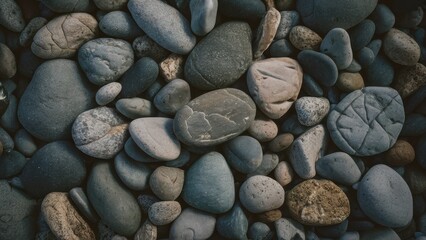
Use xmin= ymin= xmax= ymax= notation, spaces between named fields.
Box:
xmin=1 ymin=0 xmax=426 ymax=239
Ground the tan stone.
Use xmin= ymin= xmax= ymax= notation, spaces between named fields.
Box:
xmin=257 ymin=209 xmax=282 ymax=223
xmin=385 ymin=139 xmax=415 ymax=166
xmin=134 ymin=220 xmax=157 ymax=240
xmin=274 ymin=161 xmax=294 ymax=186
xmin=41 ymin=192 xmax=95 ymax=240
xmin=286 ymin=179 xmax=350 ymax=226
xmin=336 ymin=72 xmax=364 ymax=92
xmin=268 ymin=133 xmax=294 ymax=152
xmin=160 ymin=53 xmax=185 ymax=82
xmin=383 ymin=28 xmax=420 ymax=66
xmin=393 ymin=63 xmax=426 ymax=98
xmin=253 ymin=7 xmax=281 ymax=59
xmin=289 ymin=25 xmax=322 ymax=50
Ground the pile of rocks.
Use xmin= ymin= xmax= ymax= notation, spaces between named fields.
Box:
xmin=0 ymin=0 xmax=426 ymax=239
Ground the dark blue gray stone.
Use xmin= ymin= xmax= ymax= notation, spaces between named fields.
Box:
xmin=316 ymin=219 xmax=348 ymax=238
xmin=164 ymin=148 xmax=191 ymax=168
xmin=0 ymin=42 xmax=16 ymax=79
xmin=367 ymin=39 xmax=382 ymax=58
xmin=154 ymin=79 xmax=191 ymax=115
xmin=248 ymin=153 xmax=279 ymax=177
xmin=128 ymin=0 xmax=196 ymax=54
xmin=132 ymin=35 xmax=169 ymax=62
xmin=248 ymin=222 xmax=273 ymax=240
xmin=297 ymin=50 xmax=338 ymax=87
xmin=275 ymin=11 xmax=300 ymax=40
xmin=99 ymin=11 xmax=143 ymax=40
xmin=87 ymin=162 xmax=141 ymax=236
xmin=41 ymin=0 xmax=93 ymax=13
xmin=14 ymin=129 xmax=37 ymax=157
xmin=116 ymin=97 xmax=156 ymax=119
xmin=216 ymin=203 xmax=248 ymax=240
xmin=217 ymin=0 xmax=265 ymax=21
xmin=396 ymin=6 xmax=423 ymax=28
xmin=339 ymin=231 xmax=360 ymax=240
xmin=0 ymin=126 xmax=14 ymax=151
xmin=0 ymin=0 xmax=25 ymax=32
xmin=0 ymin=150 xmax=26 ymax=178
xmin=316 ymin=152 xmax=362 ymax=186
xmin=359 ymin=227 xmax=400 ymax=240
xmin=120 ymin=57 xmax=159 ymax=98
xmin=356 ymin=47 xmax=375 ymax=67
xmin=184 ymin=21 xmax=252 ymax=90
xmin=344 ymin=59 xmax=362 ymax=73
xmin=281 ymin=114 xmax=308 ymax=136
xmin=302 ymin=74 xmax=324 ymax=97
xmin=69 ymin=187 xmax=99 ymax=223
xmin=18 ymin=59 xmax=95 ymax=142
xmin=20 ymin=141 xmax=86 ymax=198
xmin=269 ymin=39 xmax=295 ymax=57
xmin=363 ymin=54 xmax=394 ymax=86
xmin=182 ymin=151 xmax=235 ymax=214
xmin=349 ymin=20 xmax=376 ymax=51
xmin=17 ymin=49 xmax=44 ymax=78
xmin=320 ymin=28 xmax=353 ymax=70
xmin=223 ymin=135 xmax=262 ymax=174
xmin=401 ymin=113 xmax=426 ymax=137
xmin=169 ymin=208 xmax=216 ymax=239
xmin=275 ymin=218 xmax=305 ymax=240
xmin=357 ymin=164 xmax=413 ymax=227
xmin=1 ymin=94 xmax=19 ymax=133
xmin=369 ymin=4 xmax=395 ymax=34
xmin=114 ymin=151 xmax=151 ymax=191
xmin=189 ymin=0 xmax=218 ymax=36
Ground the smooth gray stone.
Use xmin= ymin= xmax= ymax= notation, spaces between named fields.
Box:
xmin=348 ymin=20 xmax=376 ymax=51
xmin=367 ymin=39 xmax=382 ymax=57
xmin=0 ymin=127 xmax=14 ymax=151
xmin=396 ymin=6 xmax=423 ymax=28
xmin=0 ymin=150 xmax=26 ymax=178
xmin=0 ymin=0 xmax=25 ymax=32
xmin=128 ymin=0 xmax=196 ymax=54
xmin=217 ymin=0 xmax=265 ymax=21
xmin=0 ymin=180 xmax=37 ymax=240
xmin=69 ymin=187 xmax=99 ymax=223
xmin=18 ymin=59 xmax=95 ymax=142
xmin=296 ymin=0 xmax=378 ymax=34
xmin=295 ymin=97 xmax=330 ymax=127
xmin=275 ymin=11 xmax=300 ymax=40
xmin=401 ymin=113 xmax=426 ymax=137
xmin=94 ymin=0 xmax=127 ymax=10
xmin=87 ymin=162 xmax=141 ymax=237
xmin=114 ymin=151 xmax=151 ymax=191
xmin=154 ymin=79 xmax=191 ymax=115
xmin=248 ymin=222 xmax=273 ymax=240
xmin=363 ymin=54 xmax=394 ymax=86
xmin=41 ymin=0 xmax=94 ymax=13
xmin=96 ymin=82 xmax=122 ymax=106
xmin=164 ymin=148 xmax=191 ymax=168
xmin=370 ymin=4 xmax=395 ymax=34
xmin=19 ymin=17 xmax=47 ymax=47
xmin=120 ymin=57 xmax=159 ymax=98
xmin=149 ymin=166 xmax=184 ymax=201
xmin=302 ymin=73 xmax=324 ymax=97
xmin=20 ymin=141 xmax=86 ymax=198
xmin=356 ymin=47 xmax=375 ymax=67
xmin=281 ymin=114 xmax=308 ymax=136
xmin=1 ymin=94 xmax=19 ymax=133
xmin=328 ymin=87 xmax=404 ymax=156
xmin=100 ymin=11 xmax=143 ymax=40
xmin=297 ymin=50 xmax=338 ymax=87
xmin=124 ymin=138 xmax=158 ymax=163
xmin=182 ymin=152 xmax=235 ymax=214
xmin=72 ymin=107 xmax=128 ymax=159
xmin=216 ymin=203 xmax=249 ymax=240
xmin=320 ymin=28 xmax=353 ymax=69
xmin=248 ymin=153 xmax=279 ymax=177
xmin=359 ymin=227 xmax=400 ymax=240
xmin=148 ymin=201 xmax=181 ymax=226
xmin=132 ymin=35 xmax=169 ymax=62
xmin=317 ymin=220 xmax=348 ymax=238
xmin=78 ymin=38 xmax=134 ymax=86
xmin=174 ymin=88 xmax=256 ymax=147
xmin=169 ymin=208 xmax=216 ymax=240
xmin=143 ymin=80 xmax=163 ymax=101
xmin=190 ymin=0 xmax=218 ymax=36
xmin=269 ymin=39 xmax=296 ymax=57
xmin=357 ymin=164 xmax=412 ymax=228
xmin=14 ymin=129 xmax=37 ymax=157
xmin=184 ymin=21 xmax=252 ymax=90
xmin=345 ymin=59 xmax=362 ymax=73
xmin=316 ymin=152 xmax=361 ymax=186
xmin=223 ymin=135 xmax=263 ymax=174
xmin=116 ymin=97 xmax=156 ymax=119
xmin=275 ymin=218 xmax=305 ymax=240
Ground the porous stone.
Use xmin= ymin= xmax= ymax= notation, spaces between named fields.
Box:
xmin=0 ymin=0 xmax=25 ymax=32
xmin=320 ymin=28 xmax=353 ymax=70
xmin=154 ymin=79 xmax=191 ymax=115
xmin=148 ymin=201 xmax=181 ymax=226
xmin=295 ymin=97 xmax=330 ymax=126
xmin=99 ymin=11 xmax=143 ymax=40
xmin=0 ymin=43 xmax=17 ymax=79
xmin=393 ymin=63 xmax=426 ymax=98
xmin=169 ymin=208 xmax=216 ymax=240
xmin=258 ymin=209 xmax=282 ymax=223
xmin=134 ymin=220 xmax=157 ymax=240
xmin=275 ymin=11 xmax=300 ymax=40
xmin=289 ymin=26 xmax=322 ymax=50
xmin=96 ymin=82 xmax=122 ymax=106
xmin=223 ymin=135 xmax=263 ymax=174
xmin=116 ymin=98 xmax=156 ymax=119
xmin=114 ymin=152 xmax=151 ymax=191
xmin=189 ymin=0 xmax=218 ymax=36
xmin=316 ymin=152 xmax=362 ymax=186
xmin=297 ymin=50 xmax=338 ymax=87
xmin=159 ymin=54 xmax=185 ymax=82
xmin=149 ymin=166 xmax=184 ymax=201
xmin=132 ymin=35 xmax=169 ymax=62
xmin=383 ymin=28 xmax=421 ymax=66
xmin=253 ymin=7 xmax=281 ymax=59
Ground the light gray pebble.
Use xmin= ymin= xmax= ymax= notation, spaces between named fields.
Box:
xmin=114 ymin=151 xmax=151 ymax=191
xmin=189 ymin=0 xmax=218 ymax=36
xmin=169 ymin=208 xmax=216 ymax=239
xmin=275 ymin=218 xmax=305 ymax=240
xmin=96 ymin=82 xmax=122 ymax=106
xmin=154 ymin=79 xmax=191 ymax=115
xmin=295 ymin=97 xmax=330 ymax=127
xmin=224 ymin=135 xmax=263 ymax=174
xmin=148 ymin=201 xmax=181 ymax=226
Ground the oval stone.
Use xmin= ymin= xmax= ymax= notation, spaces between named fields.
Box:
xmin=316 ymin=152 xmax=362 ymax=186
xmin=170 ymin=208 xmax=216 ymax=240
xmin=297 ymin=50 xmax=338 ymax=87
xmin=327 ymin=87 xmax=405 ymax=156
xmin=174 ymin=88 xmax=256 ymax=146
xmin=223 ymin=135 xmax=263 ymax=174
xmin=99 ymin=11 xmax=143 ymax=40
xmin=383 ymin=28 xmax=420 ymax=66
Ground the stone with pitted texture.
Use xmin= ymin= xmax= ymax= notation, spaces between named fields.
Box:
xmin=289 ymin=26 xmax=322 ymax=50
xmin=393 ymin=63 xmax=426 ymax=98
xmin=295 ymin=97 xmax=330 ymax=126
xmin=0 ymin=0 xmax=25 ymax=32
xmin=383 ymin=28 xmax=420 ymax=66
xmin=253 ymin=7 xmax=281 ymax=59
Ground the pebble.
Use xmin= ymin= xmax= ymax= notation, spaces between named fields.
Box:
xmin=289 ymin=124 xmax=326 ymax=179
xmin=357 ymin=164 xmax=413 ymax=227
xmin=124 ymin=138 xmax=157 ymax=163
xmin=96 ymin=82 xmax=122 ymax=106
xmin=169 ymin=208 xmax=216 ymax=240
xmin=129 ymin=117 xmax=181 ymax=161
xmin=189 ymin=0 xmax=218 ymax=36
xmin=32 ymin=13 xmax=98 ymax=59
xmin=134 ymin=220 xmax=157 ymax=240
xmin=274 ymin=161 xmax=294 ymax=186
xmin=132 ymin=35 xmax=169 ymax=62
xmin=370 ymin=4 xmax=395 ymax=35
xmin=247 ymin=57 xmax=303 ymax=119
xmin=182 ymin=152 xmax=235 ymax=214
xmin=405 ymin=165 xmax=426 ymax=194
xmin=316 ymin=220 xmax=348 ymax=238
xmin=302 ymin=73 xmax=324 ymax=97
xmin=223 ymin=135 xmax=263 ymax=174
xmin=99 ymin=11 xmax=143 ymax=40
xmin=0 ymin=150 xmax=26 ymax=178
xmin=0 ymin=43 xmax=17 ymax=79
xmin=216 ymin=203 xmax=248 ymax=240
xmin=348 ymin=20 xmax=376 ymax=52
xmin=87 ymin=162 xmax=141 ymax=236
xmin=253 ymin=8 xmax=281 ymax=59
xmin=0 ymin=127 xmax=14 ymax=152
xmin=137 ymin=194 xmax=160 ymax=213
xmin=383 ymin=28 xmax=421 ymax=66
xmin=41 ymin=192 xmax=95 ymax=240
xmin=359 ymin=227 xmax=400 ymax=240
xmin=78 ymin=38 xmax=134 ymax=86
xmin=116 ymin=98 xmax=156 ymax=119
xmin=128 ymin=0 xmax=196 ymax=54
xmin=239 ymin=175 xmax=285 ymax=213
xmin=336 ymin=72 xmax=364 ymax=92
xmin=296 ymin=0 xmax=378 ymax=33
xmin=327 ymin=87 xmax=405 ymax=156
xmin=321 ymin=28 xmax=353 ymax=69
xmin=286 ymin=179 xmax=350 ymax=226
xmin=72 ymin=107 xmax=128 ymax=159
xmin=41 ymin=0 xmax=94 ymax=13
xmin=275 ymin=218 xmax=306 ymax=240
xmin=18 ymin=17 xmax=47 ymax=47
xmin=184 ymin=21 xmax=252 ymax=90
xmin=295 ymin=97 xmax=330 ymax=126
xmin=69 ymin=187 xmax=99 ymax=223
xmin=159 ymin=53 xmax=185 ymax=82
xmin=289 ymin=26 xmax=322 ymax=50
xmin=164 ymin=148 xmax=191 ymax=168
xmin=249 ymin=153 xmax=279 ymax=177
xmin=367 ymin=39 xmax=382 ymax=58
xmin=149 ymin=166 xmax=184 ymax=201
xmin=362 ymin=54 xmax=394 ymax=86
xmin=174 ymin=88 xmax=256 ymax=146
xmin=247 ymin=115 xmax=278 ymax=142
xmin=0 ymin=94 xmax=18 ymax=133
xmin=217 ymin=0 xmax=266 ymax=21
xmin=275 ymin=11 xmax=300 ymax=40
xmin=119 ymin=57 xmax=159 ymax=98
xmin=20 ymin=141 xmax=86 ymax=198
xmin=316 ymin=152 xmax=362 ymax=186
xmin=0 ymin=0 xmax=25 ymax=32
xmin=114 ymin=152 xmax=151 ymax=191
xmin=269 ymin=38 xmax=296 ymax=57
xmin=355 ymin=47 xmax=375 ymax=67
xmin=385 ymin=139 xmax=415 ymax=166
xmin=148 ymin=201 xmax=181 ymax=226
xmin=154 ymin=79 xmax=191 ymax=115
xmin=393 ymin=63 xmax=426 ymax=98
xmin=94 ymin=0 xmax=127 ymax=10
xmin=298 ymin=50 xmax=338 ymax=87
xmin=248 ymin=222 xmax=273 ymax=240
xmin=258 ymin=209 xmax=282 ymax=223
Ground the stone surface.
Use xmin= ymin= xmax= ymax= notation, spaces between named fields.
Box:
xmin=363 ymin=54 xmax=394 ymax=87
xmin=128 ymin=0 xmax=196 ymax=54
xmin=370 ymin=4 xmax=395 ymax=35
xmin=275 ymin=218 xmax=306 ymax=240
xmin=134 ymin=220 xmax=157 ymax=240
xmin=320 ymin=28 xmax=353 ymax=70
xmin=385 ymin=139 xmax=415 ymax=166
xmin=216 ymin=203 xmax=249 ymax=240
xmin=289 ymin=25 xmax=322 ymax=50
xmin=116 ymin=98 xmax=156 ymax=119
xmin=0 ymin=0 xmax=25 ymax=32
xmin=99 ymin=11 xmax=143 ymax=40
xmin=94 ymin=0 xmax=127 ymax=10
xmin=336 ymin=72 xmax=364 ymax=92
xmin=19 ymin=17 xmax=48 ymax=47
xmin=184 ymin=21 xmax=252 ymax=90
xmin=249 ymin=153 xmax=279 ymax=177
xmin=327 ymin=87 xmax=405 ymax=156
xmin=41 ymin=192 xmax=95 ymax=240
xmin=14 ymin=129 xmax=37 ymax=157
xmin=159 ymin=53 xmax=185 ymax=82
xmin=120 ymin=57 xmax=159 ymax=98
xmin=295 ymin=97 xmax=330 ymax=126
xmin=274 ymin=161 xmax=294 ymax=187
xmin=69 ymin=187 xmax=99 ymax=223
xmin=253 ymin=7 xmax=281 ymax=59
xmin=247 ymin=57 xmax=303 ymax=119
xmin=383 ymin=28 xmax=420 ymax=66
xmin=0 ymin=43 xmax=17 ymax=79
xmin=148 ymin=201 xmax=181 ymax=226
xmin=182 ymin=152 xmax=235 ymax=214
xmin=124 ymin=138 xmax=158 ymax=163
xmin=239 ymin=175 xmax=285 ymax=213
xmin=149 ymin=166 xmax=184 ymax=201
xmin=72 ymin=107 xmax=128 ymax=159
xmin=132 ymin=35 xmax=169 ymax=62
xmin=174 ymin=88 xmax=256 ymax=146
xmin=169 ymin=208 xmax=216 ymax=240
xmin=129 ymin=117 xmax=181 ymax=161
xmin=96 ymin=82 xmax=122 ymax=106
xmin=0 ymin=150 xmax=26 ymax=178
xmin=247 ymin=115 xmax=278 ymax=142
xmin=316 ymin=152 xmax=362 ymax=185
xmin=393 ymin=63 xmax=426 ymax=98
xmin=275 ymin=11 xmax=300 ymax=39
xmin=18 ymin=59 xmax=95 ymax=142
xmin=78 ymin=38 xmax=134 ymax=86
xmin=189 ymin=0 xmax=218 ymax=36
xmin=268 ymin=133 xmax=294 ymax=152
xmin=286 ymin=179 xmax=350 ymax=226
xmin=298 ymin=50 xmax=338 ymax=87
xmin=114 ymin=152 xmax=151 ymax=191
xmin=154 ymin=79 xmax=191 ymax=115
xmin=348 ymin=19 xmax=375 ymax=52
xmin=32 ymin=13 xmax=98 ymax=59
xmin=357 ymin=164 xmax=413 ymax=227
xmin=248 ymin=222 xmax=273 ymax=240
xmin=359 ymin=227 xmax=400 ymax=240
xmin=41 ymin=0 xmax=93 ymax=13
xmin=223 ymin=135 xmax=263 ymax=174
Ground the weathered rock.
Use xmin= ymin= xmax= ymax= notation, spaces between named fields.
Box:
xmin=253 ymin=7 xmax=281 ymax=59
xmin=289 ymin=25 xmax=322 ymax=50
xmin=116 ymin=98 xmax=156 ymax=119
xmin=274 ymin=161 xmax=294 ymax=187
xmin=132 ymin=35 xmax=169 ymax=62
xmin=0 ymin=0 xmax=25 ymax=32
xmin=134 ymin=220 xmax=157 ymax=240
xmin=148 ymin=201 xmax=181 ymax=226
xmin=295 ymin=97 xmax=330 ymax=126
xmin=336 ymin=72 xmax=364 ymax=92
xmin=159 ymin=54 xmax=185 ymax=82
xmin=275 ymin=218 xmax=306 ymax=240
xmin=275 ymin=11 xmax=300 ymax=40
xmin=247 ymin=115 xmax=278 ymax=142
xmin=383 ymin=28 xmax=420 ymax=66
xmin=393 ymin=63 xmax=426 ymax=98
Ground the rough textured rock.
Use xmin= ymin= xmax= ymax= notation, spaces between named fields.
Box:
xmin=159 ymin=54 xmax=185 ymax=82
xmin=148 ymin=201 xmax=181 ymax=226
xmin=0 ymin=0 xmax=25 ymax=32
xmin=289 ymin=25 xmax=322 ymax=50
xmin=295 ymin=97 xmax=330 ymax=126
xmin=134 ymin=220 xmax=157 ymax=240
xmin=383 ymin=28 xmax=420 ymax=66
xmin=132 ymin=35 xmax=169 ymax=62
xmin=393 ymin=63 xmax=426 ymax=98
xmin=247 ymin=115 xmax=278 ymax=142
xmin=253 ymin=7 xmax=281 ymax=59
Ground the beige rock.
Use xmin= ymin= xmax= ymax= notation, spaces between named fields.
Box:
xmin=257 ymin=209 xmax=282 ymax=223
xmin=247 ymin=114 xmax=278 ymax=142
xmin=286 ymin=179 xmax=350 ymax=226
xmin=268 ymin=133 xmax=294 ymax=152
xmin=148 ymin=201 xmax=182 ymax=226
xmin=393 ymin=63 xmax=426 ymax=98
xmin=32 ymin=13 xmax=98 ymax=59
xmin=383 ymin=28 xmax=420 ymax=66
xmin=160 ymin=53 xmax=185 ymax=82
xmin=41 ymin=192 xmax=95 ymax=240
xmin=289 ymin=25 xmax=322 ymax=50
xmin=385 ymin=139 xmax=415 ymax=166
xmin=336 ymin=72 xmax=364 ymax=92
xmin=134 ymin=220 xmax=157 ymax=240
xmin=149 ymin=166 xmax=184 ymax=201
xmin=274 ymin=161 xmax=294 ymax=186
xmin=253 ymin=7 xmax=281 ymax=59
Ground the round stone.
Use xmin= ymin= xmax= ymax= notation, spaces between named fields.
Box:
xmin=385 ymin=139 xmax=415 ymax=166
xmin=253 ymin=8 xmax=281 ymax=59
xmin=216 ymin=203 xmax=248 ymax=239
xmin=239 ymin=175 xmax=285 ymax=213
xmin=132 ymin=35 xmax=169 ymax=62
xmin=383 ymin=28 xmax=420 ymax=66
xmin=286 ymin=179 xmax=350 ymax=226
xmin=247 ymin=115 xmax=278 ymax=142
xmin=0 ymin=43 xmax=17 ymax=79
xmin=94 ymin=0 xmax=127 ymax=10
xmin=114 ymin=152 xmax=152 ymax=191
xmin=154 ymin=79 xmax=191 ymax=115
xmin=327 ymin=87 xmax=405 ymax=156
xmin=248 ymin=153 xmax=279 ymax=177
xmin=336 ymin=72 xmax=364 ymax=92
xmin=41 ymin=0 xmax=93 ymax=13
xmin=0 ymin=150 xmax=26 ymax=179
xmin=275 ymin=11 xmax=300 ymax=40
xmin=223 ymin=135 xmax=263 ymax=174
xmin=189 ymin=0 xmax=218 ymax=36
xmin=297 ymin=50 xmax=338 ymax=87
xmin=96 ymin=82 xmax=122 ymax=106
xmin=370 ymin=4 xmax=395 ymax=34
xmin=295 ymin=97 xmax=330 ymax=127
xmin=289 ymin=25 xmax=322 ymax=50
xmin=363 ymin=54 xmax=394 ymax=87
xmin=248 ymin=222 xmax=272 ymax=240
xmin=14 ymin=129 xmax=37 ymax=157
xmin=348 ymin=19 xmax=376 ymax=52
xmin=148 ymin=201 xmax=181 ymax=226
xmin=149 ymin=166 xmax=184 ymax=201
xmin=268 ymin=133 xmax=294 ymax=153
xmin=19 ymin=17 xmax=48 ymax=47
xmin=320 ymin=28 xmax=353 ymax=70
xmin=316 ymin=152 xmax=362 ymax=186
xmin=357 ymin=164 xmax=413 ymax=227
xmin=0 ymin=0 xmax=25 ymax=32
xmin=170 ymin=208 xmax=216 ymax=240
xmin=99 ymin=11 xmax=143 ymax=40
